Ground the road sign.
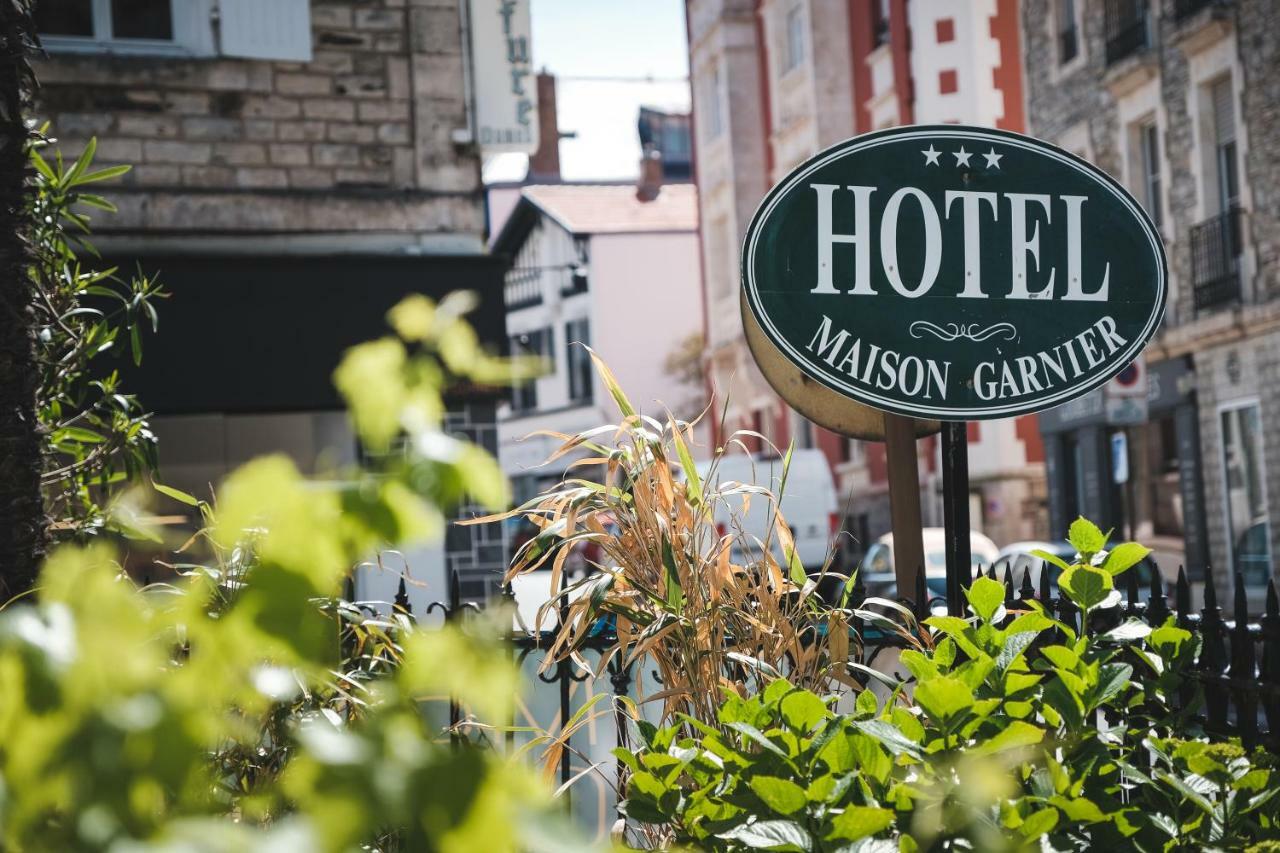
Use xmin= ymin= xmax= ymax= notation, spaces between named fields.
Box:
xmin=741 ymin=125 xmax=1168 ymax=421
xmin=1112 ymin=431 xmax=1129 ymax=484
xmin=1105 ymin=356 xmax=1149 ymax=425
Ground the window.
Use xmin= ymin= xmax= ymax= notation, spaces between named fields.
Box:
xmin=1104 ymin=0 xmax=1150 ymax=65
xmin=510 ymin=328 xmax=552 ymax=413
xmin=1220 ymin=402 xmax=1270 ymax=586
xmin=565 ymin=319 xmax=592 ymax=405
xmin=793 ymin=413 xmax=814 ymax=449
xmin=872 ymin=0 xmax=890 ymax=46
xmin=37 ymin=0 xmax=173 ymax=42
xmin=702 ymin=65 xmax=724 ymax=140
xmin=782 ymin=6 xmax=806 ymax=73
xmin=1057 ymin=0 xmax=1079 ymax=64
xmin=1136 ymin=120 xmax=1162 ymax=227
xmin=1210 ymin=76 xmax=1240 ymax=213
xmin=36 ymin=0 xmax=312 ymax=60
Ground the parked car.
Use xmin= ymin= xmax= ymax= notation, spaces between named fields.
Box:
xmin=700 ymin=449 xmax=839 ymax=571
xmin=993 ymin=539 xmax=1157 ymax=594
xmin=859 ymin=528 xmax=1000 ymax=601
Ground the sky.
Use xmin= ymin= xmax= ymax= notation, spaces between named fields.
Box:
xmin=482 ymin=0 xmax=691 ymax=184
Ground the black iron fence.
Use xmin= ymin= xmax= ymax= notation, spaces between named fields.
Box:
xmin=1191 ymin=206 xmax=1243 ymax=310
xmin=1104 ymin=0 xmax=1150 ymax=64
xmin=397 ymin=561 xmax=1280 ymax=824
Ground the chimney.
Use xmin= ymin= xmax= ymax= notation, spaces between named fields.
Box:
xmin=526 ymin=72 xmax=561 ymax=181
xmin=636 ymin=146 xmax=663 ymax=202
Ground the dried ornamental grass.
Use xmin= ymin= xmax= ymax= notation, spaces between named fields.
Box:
xmin=468 ymin=351 xmax=921 ymax=730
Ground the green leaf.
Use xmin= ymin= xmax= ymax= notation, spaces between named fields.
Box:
xmin=1031 ymin=549 xmax=1071 ymax=572
xmin=995 ymin=631 xmax=1039 ymax=673
xmin=1019 ymin=808 xmax=1059 ymax=838
xmin=53 ymin=426 xmax=105 ymax=444
xmin=586 ymin=347 xmax=635 ymax=418
xmin=913 ymin=676 xmax=974 ymax=725
xmin=748 ymin=776 xmax=808 ymax=815
xmin=1067 ymin=517 xmax=1107 ymax=555
xmin=1051 ymin=795 xmax=1108 ymax=823
xmin=1090 ymin=663 xmax=1133 ymax=708
xmin=779 ymin=691 xmax=827 ymax=733
xmin=1101 ymin=541 xmax=1151 ymax=575
xmin=1059 ymin=565 xmax=1112 ymax=610
xmin=852 ymin=720 xmax=922 ymax=758
xmin=970 ymin=721 xmax=1044 ymax=756
xmin=965 ymin=576 xmax=1006 ymax=623
xmin=828 ymin=806 xmax=894 ymax=841
xmin=1153 ymin=771 xmax=1216 ymax=816
xmin=726 ymin=722 xmax=790 ymax=760
xmin=153 ymin=482 xmax=199 ymax=507
xmin=670 ymin=421 xmax=703 ymax=506
xmin=718 ymin=820 xmax=813 ymax=851
xmin=72 ymin=163 xmax=131 ymax=186
xmin=1101 ymin=619 xmax=1152 ymax=643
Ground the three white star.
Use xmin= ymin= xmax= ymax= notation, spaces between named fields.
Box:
xmin=982 ymin=148 xmax=1003 ymax=169
xmin=922 ymin=145 xmax=941 ymax=166
xmin=952 ymin=146 xmax=972 ymax=167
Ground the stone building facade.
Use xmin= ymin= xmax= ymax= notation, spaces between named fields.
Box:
xmin=687 ymin=0 xmax=1046 ymax=561
xmin=1024 ymin=0 xmax=1280 ymax=597
xmin=33 ymin=0 xmax=509 ymax=612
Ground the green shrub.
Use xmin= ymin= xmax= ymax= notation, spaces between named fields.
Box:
xmin=0 ymin=293 xmax=585 ymax=852
xmin=618 ymin=519 xmax=1280 ymax=850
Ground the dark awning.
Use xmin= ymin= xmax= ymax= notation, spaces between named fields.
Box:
xmin=104 ymin=253 xmax=507 ymax=415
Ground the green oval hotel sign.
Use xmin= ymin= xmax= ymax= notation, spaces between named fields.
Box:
xmin=742 ymin=125 xmax=1167 ymax=421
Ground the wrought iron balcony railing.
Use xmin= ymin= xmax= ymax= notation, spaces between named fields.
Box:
xmin=1191 ymin=206 xmax=1243 ymax=311
xmin=1174 ymin=0 xmax=1220 ymax=21
xmin=503 ymin=271 xmax=542 ymax=310
xmin=1104 ymin=0 xmax=1150 ymax=64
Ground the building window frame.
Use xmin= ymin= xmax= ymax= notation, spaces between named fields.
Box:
xmin=565 ymin=318 xmax=593 ymax=405
xmin=37 ymin=0 xmax=207 ymax=57
xmin=509 ymin=327 xmax=553 ymax=414
xmin=1057 ymin=0 xmax=1079 ymax=64
xmin=1130 ymin=117 xmax=1163 ymax=229
xmin=701 ymin=63 xmax=725 ymax=141
xmin=780 ymin=5 xmax=806 ymax=75
xmin=1217 ymin=398 xmax=1272 ymax=588
xmin=872 ymin=0 xmax=890 ymax=47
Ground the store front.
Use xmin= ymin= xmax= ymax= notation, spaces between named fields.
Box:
xmin=110 ymin=251 xmax=508 ymax=612
xmin=1038 ymin=357 xmax=1209 ymax=579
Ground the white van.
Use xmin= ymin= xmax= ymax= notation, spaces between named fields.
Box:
xmin=699 ymin=449 xmax=839 ymax=571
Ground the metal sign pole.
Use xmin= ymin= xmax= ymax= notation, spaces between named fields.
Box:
xmin=883 ymin=413 xmax=925 ymax=613
xmin=941 ymin=421 xmax=971 ymax=617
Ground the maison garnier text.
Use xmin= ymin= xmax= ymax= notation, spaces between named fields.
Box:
xmin=803 ymin=183 xmax=1123 ymax=401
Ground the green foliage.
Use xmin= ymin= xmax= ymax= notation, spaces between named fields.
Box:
xmin=620 ymin=519 xmax=1280 ymax=850
xmin=31 ymin=134 xmax=167 ymax=543
xmin=0 ymin=296 xmax=588 ymax=851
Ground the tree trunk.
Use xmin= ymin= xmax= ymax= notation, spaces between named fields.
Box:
xmin=0 ymin=2 xmax=42 ymax=599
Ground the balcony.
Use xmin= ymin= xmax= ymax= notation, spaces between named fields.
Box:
xmin=1191 ymin=206 xmax=1243 ymax=311
xmin=503 ymin=271 xmax=542 ymax=311
xmin=1174 ymin=0 xmax=1221 ymax=20
xmin=1104 ymin=0 xmax=1150 ymax=65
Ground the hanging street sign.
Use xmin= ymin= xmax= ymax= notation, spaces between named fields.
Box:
xmin=741 ymin=125 xmax=1168 ymax=421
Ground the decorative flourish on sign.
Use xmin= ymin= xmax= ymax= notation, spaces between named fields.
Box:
xmin=908 ymin=321 xmax=1018 ymax=342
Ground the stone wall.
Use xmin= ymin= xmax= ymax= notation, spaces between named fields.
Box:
xmin=34 ymin=0 xmax=483 ymax=240
xmin=1022 ymin=0 xmax=1280 ymax=585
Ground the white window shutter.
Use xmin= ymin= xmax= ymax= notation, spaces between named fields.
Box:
xmin=219 ymin=0 xmax=312 ymax=62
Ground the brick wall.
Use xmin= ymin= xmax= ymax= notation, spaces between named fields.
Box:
xmin=33 ymin=0 xmax=483 ymax=239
